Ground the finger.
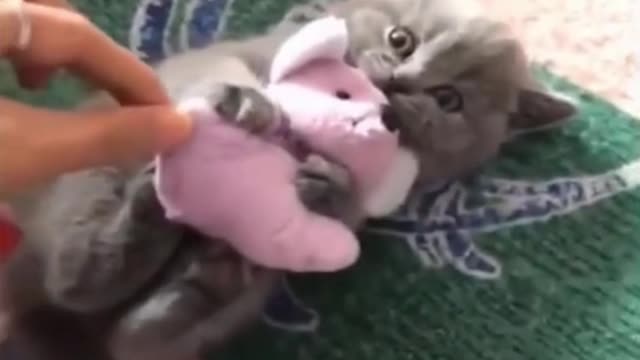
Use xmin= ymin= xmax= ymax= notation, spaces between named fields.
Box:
xmin=0 ymin=99 xmax=191 ymax=194
xmin=7 ymin=3 xmax=169 ymax=105
xmin=43 ymin=107 xmax=192 ymax=170
xmin=67 ymin=27 xmax=170 ymax=106
xmin=25 ymin=0 xmax=75 ymax=11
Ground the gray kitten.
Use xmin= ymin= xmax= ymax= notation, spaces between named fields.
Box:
xmin=155 ymin=0 xmax=575 ymax=185
xmin=2 ymin=0 xmax=577 ymax=359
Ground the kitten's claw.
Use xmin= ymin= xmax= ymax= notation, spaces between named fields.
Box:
xmin=206 ymin=84 xmax=278 ymax=134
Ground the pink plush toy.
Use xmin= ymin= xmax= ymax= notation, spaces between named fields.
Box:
xmin=154 ymin=17 xmax=418 ymax=272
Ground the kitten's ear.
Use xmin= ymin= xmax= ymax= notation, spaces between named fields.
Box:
xmin=509 ymin=88 xmax=577 ymax=136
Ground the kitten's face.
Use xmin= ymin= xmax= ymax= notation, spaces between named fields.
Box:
xmin=330 ymin=0 xmax=577 ymax=184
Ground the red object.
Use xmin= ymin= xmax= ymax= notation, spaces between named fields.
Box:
xmin=0 ymin=219 xmax=20 ymax=262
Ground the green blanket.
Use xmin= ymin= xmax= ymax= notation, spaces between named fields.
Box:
xmin=3 ymin=1 xmax=640 ymax=359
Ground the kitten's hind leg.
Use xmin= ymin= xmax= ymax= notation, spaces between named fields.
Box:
xmin=109 ymin=241 xmax=280 ymax=360
xmin=40 ymin=165 xmax=183 ymax=313
xmin=1 ymin=307 xmax=111 ymax=360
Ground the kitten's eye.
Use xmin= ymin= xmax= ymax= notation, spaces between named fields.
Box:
xmin=335 ymin=89 xmax=352 ymax=100
xmin=385 ymin=26 xmax=417 ymax=58
xmin=425 ymin=85 xmax=464 ymax=113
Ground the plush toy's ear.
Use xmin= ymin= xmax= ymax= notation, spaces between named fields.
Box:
xmin=270 ymin=16 xmax=349 ymax=83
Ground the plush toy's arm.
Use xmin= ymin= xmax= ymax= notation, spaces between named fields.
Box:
xmin=31 ymin=165 xmax=183 ymax=313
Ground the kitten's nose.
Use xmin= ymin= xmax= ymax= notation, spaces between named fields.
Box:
xmin=381 ymin=105 xmax=398 ymax=132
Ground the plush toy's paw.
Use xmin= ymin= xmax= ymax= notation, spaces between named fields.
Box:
xmin=206 ymin=84 xmax=279 ymax=134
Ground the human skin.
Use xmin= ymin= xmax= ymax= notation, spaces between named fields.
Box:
xmin=0 ymin=0 xmax=192 ymax=196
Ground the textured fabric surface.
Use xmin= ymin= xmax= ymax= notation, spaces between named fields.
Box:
xmin=1 ymin=1 xmax=639 ymax=359
xmin=477 ymin=0 xmax=637 ymax=117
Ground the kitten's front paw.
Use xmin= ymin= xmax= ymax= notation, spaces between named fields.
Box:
xmin=206 ymin=84 xmax=279 ymax=134
xmin=282 ymin=1 xmax=328 ymax=24
xmin=299 ymin=155 xmax=351 ymax=194
xmin=295 ymin=155 xmax=362 ymax=227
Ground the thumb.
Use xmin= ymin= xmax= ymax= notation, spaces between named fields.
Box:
xmin=0 ymin=101 xmax=192 ymax=195
xmin=37 ymin=105 xmax=193 ymax=171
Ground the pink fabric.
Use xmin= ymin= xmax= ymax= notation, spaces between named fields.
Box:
xmin=155 ymin=17 xmax=397 ymax=273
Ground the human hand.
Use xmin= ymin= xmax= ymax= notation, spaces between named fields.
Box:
xmin=0 ymin=0 xmax=192 ymax=196
xmin=0 ymin=99 xmax=190 ymax=196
